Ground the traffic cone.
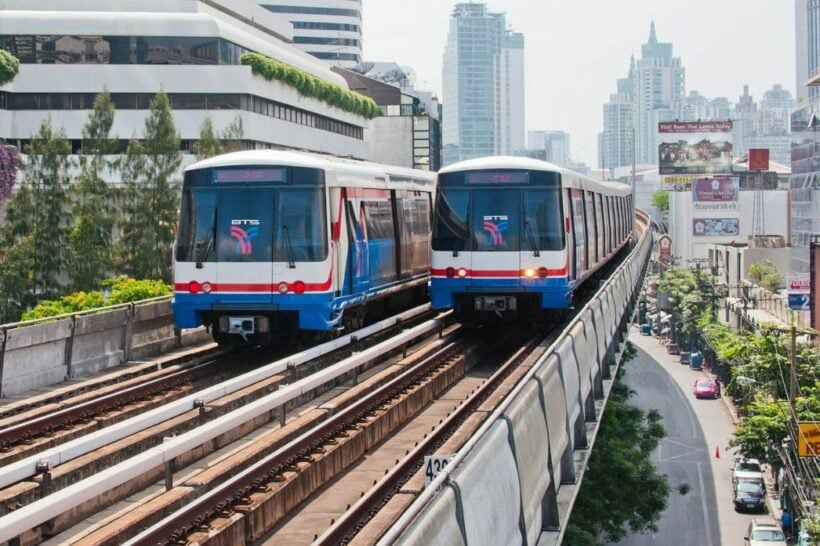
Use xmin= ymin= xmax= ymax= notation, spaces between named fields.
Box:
xmin=715 ymin=445 xmax=720 ymax=459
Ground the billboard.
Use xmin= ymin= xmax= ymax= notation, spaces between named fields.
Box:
xmin=661 ymin=175 xmax=694 ymax=189
xmin=657 ymin=234 xmax=672 ymax=267
xmin=787 ymin=272 xmax=811 ymax=311
xmin=798 ymin=422 xmax=820 ymax=457
xmin=692 ymin=218 xmax=739 ymax=237
xmin=692 ymin=177 xmax=739 ymax=211
xmin=658 ymin=120 xmax=733 ymax=175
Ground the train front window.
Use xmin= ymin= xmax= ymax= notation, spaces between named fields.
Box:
xmin=275 ymin=189 xmax=327 ymax=262
xmin=472 ymin=190 xmax=520 ymax=251
xmin=176 ymin=189 xmax=216 ymax=262
xmin=216 ymin=190 xmax=274 ymax=262
xmin=432 ymin=189 xmax=470 ymax=251
xmin=524 ymin=189 xmax=564 ymax=251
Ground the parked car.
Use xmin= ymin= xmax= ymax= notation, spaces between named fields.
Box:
xmin=693 ymin=378 xmax=719 ymax=399
xmin=734 ymin=480 xmax=766 ymax=512
xmin=679 ymin=352 xmax=691 ymax=365
xmin=733 ymin=458 xmax=764 ymax=484
xmin=744 ymin=518 xmax=787 ymax=545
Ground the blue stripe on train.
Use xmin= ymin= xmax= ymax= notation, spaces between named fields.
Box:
xmin=429 ymin=277 xmax=572 ymax=310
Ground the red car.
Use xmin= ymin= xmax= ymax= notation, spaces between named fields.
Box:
xmin=694 ymin=378 xmax=719 ymax=399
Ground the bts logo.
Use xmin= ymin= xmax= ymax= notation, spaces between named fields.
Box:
xmin=483 ymin=215 xmax=508 ymax=246
xmin=230 ymin=219 xmax=260 ymax=255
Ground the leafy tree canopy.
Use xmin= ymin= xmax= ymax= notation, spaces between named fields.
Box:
xmin=0 ymin=49 xmax=20 ymax=86
xmin=651 ymin=189 xmax=670 ymax=213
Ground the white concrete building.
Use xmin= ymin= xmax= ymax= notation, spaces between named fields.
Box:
xmin=0 ymin=0 xmax=370 ymax=164
xmin=668 ymin=188 xmax=789 ymax=265
xmin=254 ymin=0 xmax=363 ymax=68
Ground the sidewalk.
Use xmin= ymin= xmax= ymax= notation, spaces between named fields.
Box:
xmin=629 ymin=325 xmax=791 ymax=543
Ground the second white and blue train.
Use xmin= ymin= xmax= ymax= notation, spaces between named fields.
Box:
xmin=430 ymin=156 xmax=632 ymax=324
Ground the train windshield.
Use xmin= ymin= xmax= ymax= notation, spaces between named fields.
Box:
xmin=176 ymin=167 xmax=327 ymax=263
xmin=432 ymin=170 xmax=564 ymax=252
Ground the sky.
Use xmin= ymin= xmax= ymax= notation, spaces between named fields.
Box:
xmin=362 ymin=0 xmax=796 ymax=168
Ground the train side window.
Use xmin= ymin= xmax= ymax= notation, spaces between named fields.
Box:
xmin=595 ymin=193 xmax=605 ymax=258
xmin=585 ymin=190 xmax=597 ymax=263
xmin=362 ymin=200 xmax=394 ymax=240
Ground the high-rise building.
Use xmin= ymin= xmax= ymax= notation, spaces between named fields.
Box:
xmin=732 ymin=84 xmax=793 ymax=165
xmin=633 ymin=22 xmax=685 ymax=164
xmin=598 ymin=58 xmax=635 ymax=171
xmin=442 ymin=3 xmax=524 ymax=165
xmin=257 ymin=0 xmax=363 ymax=67
xmin=496 ymin=31 xmax=525 ymax=155
xmin=527 ymin=130 xmax=570 ymax=166
xmin=794 ymin=0 xmax=820 ymax=102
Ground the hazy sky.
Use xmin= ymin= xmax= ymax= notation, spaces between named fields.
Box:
xmin=362 ymin=1 xmax=796 ymax=167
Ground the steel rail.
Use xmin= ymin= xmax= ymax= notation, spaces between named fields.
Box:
xmin=0 ymin=304 xmax=431 ymax=492
xmin=0 ymin=309 xmax=444 ymax=544
xmin=0 ymin=360 xmax=219 ymax=449
xmin=316 ymin=332 xmax=545 ymax=545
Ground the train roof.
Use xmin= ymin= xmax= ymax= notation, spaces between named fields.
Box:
xmin=186 ymin=150 xmax=436 ymax=185
xmin=439 ymin=156 xmax=631 ymax=195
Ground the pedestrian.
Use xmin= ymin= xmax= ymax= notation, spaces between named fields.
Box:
xmin=781 ymin=510 xmax=794 ymax=540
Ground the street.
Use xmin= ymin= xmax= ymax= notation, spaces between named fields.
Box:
xmin=612 ymin=326 xmax=770 ymax=545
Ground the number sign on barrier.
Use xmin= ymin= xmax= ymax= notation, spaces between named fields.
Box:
xmin=424 ymin=455 xmax=454 ymax=487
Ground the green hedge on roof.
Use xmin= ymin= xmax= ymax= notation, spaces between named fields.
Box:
xmin=240 ymin=52 xmax=381 ymax=119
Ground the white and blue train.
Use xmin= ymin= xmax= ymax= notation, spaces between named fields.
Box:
xmin=430 ymin=156 xmax=632 ymax=324
xmin=172 ymin=150 xmax=435 ymax=344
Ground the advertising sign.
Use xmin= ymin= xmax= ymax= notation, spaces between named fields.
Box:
xmin=661 ymin=175 xmax=694 ymax=189
xmin=798 ymin=422 xmax=820 ymax=457
xmin=692 ymin=177 xmax=739 ymax=211
xmin=787 ymin=272 xmax=811 ymax=293
xmin=658 ymin=120 xmax=733 ymax=175
xmin=657 ymin=234 xmax=672 ymax=267
xmin=692 ymin=218 xmax=739 ymax=237
xmin=748 ymin=148 xmax=770 ymax=172
xmin=787 ymin=272 xmax=811 ymax=310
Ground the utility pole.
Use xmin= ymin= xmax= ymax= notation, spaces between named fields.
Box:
xmin=790 ymin=324 xmax=798 ymax=420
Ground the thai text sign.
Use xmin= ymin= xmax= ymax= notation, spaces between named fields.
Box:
xmin=661 ymin=175 xmax=694 ymax=189
xmin=658 ymin=120 xmax=733 ymax=175
xmin=692 ymin=218 xmax=739 ymax=237
xmin=798 ymin=422 xmax=820 ymax=457
xmin=692 ymin=177 xmax=739 ymax=210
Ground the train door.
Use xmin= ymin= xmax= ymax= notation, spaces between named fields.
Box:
xmin=470 ymin=188 xmax=521 ymax=281
xmin=214 ymin=189 xmax=274 ymax=305
xmin=569 ymin=188 xmax=587 ymax=281
xmin=345 ymin=193 xmax=369 ymax=295
xmin=566 ymin=189 xmax=575 ymax=281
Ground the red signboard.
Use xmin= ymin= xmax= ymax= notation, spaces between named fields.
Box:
xmin=748 ymin=148 xmax=770 ymax=172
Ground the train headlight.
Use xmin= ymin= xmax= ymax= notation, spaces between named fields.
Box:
xmin=188 ymin=281 xmax=201 ymax=294
xmin=278 ymin=282 xmax=289 ymax=294
xmin=457 ymin=268 xmax=467 ymax=278
xmin=201 ymin=282 xmax=212 ymax=294
xmin=293 ymin=281 xmax=306 ymax=294
xmin=538 ymin=267 xmax=549 ymax=278
xmin=524 ymin=268 xmax=535 ymax=278
xmin=445 ymin=267 xmax=455 ymax=278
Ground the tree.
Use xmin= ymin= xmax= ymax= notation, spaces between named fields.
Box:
xmin=0 ymin=49 xmax=20 ymax=86
xmin=221 ymin=116 xmax=244 ymax=153
xmin=565 ymin=381 xmax=670 ymax=543
xmin=651 ymin=190 xmax=669 ymax=213
xmin=117 ymin=91 xmax=181 ymax=282
xmin=730 ymin=399 xmax=790 ymax=464
xmin=69 ymin=89 xmax=118 ymax=291
xmin=192 ymin=117 xmax=222 ymax=160
xmin=747 ymin=260 xmax=783 ymax=292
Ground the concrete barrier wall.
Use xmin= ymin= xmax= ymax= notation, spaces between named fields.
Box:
xmin=0 ymin=298 xmax=209 ymax=397
xmin=390 ymin=213 xmax=653 ymax=546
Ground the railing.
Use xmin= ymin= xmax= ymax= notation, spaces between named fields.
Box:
xmin=381 ymin=209 xmax=652 ymax=545
xmin=0 ymin=296 xmax=209 ymax=398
